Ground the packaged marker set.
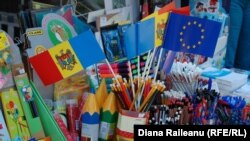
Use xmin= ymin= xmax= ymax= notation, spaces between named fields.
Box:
xmin=117 ymin=24 xmax=130 ymax=57
xmin=101 ymin=25 xmax=126 ymax=62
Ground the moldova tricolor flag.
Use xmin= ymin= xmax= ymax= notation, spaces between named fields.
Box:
xmin=29 ymin=29 xmax=106 ymax=86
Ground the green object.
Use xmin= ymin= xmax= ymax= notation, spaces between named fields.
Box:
xmin=101 ymin=111 xmax=118 ymax=123
xmin=87 ymin=75 xmax=96 ymax=92
xmin=14 ymin=74 xmax=45 ymax=139
xmin=47 ymin=19 xmax=73 ymax=45
xmin=31 ymin=81 xmax=67 ymax=141
xmin=99 ymin=110 xmax=118 ymax=141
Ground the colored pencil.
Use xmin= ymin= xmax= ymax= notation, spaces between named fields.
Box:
xmin=98 ymin=68 xmax=129 ymax=74
xmin=111 ymin=84 xmax=128 ymax=110
xmin=99 ymin=73 xmax=129 ymax=78
xmin=98 ymin=62 xmax=128 ymax=70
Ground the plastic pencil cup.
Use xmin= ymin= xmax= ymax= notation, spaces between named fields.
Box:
xmin=116 ymin=110 xmax=149 ymax=141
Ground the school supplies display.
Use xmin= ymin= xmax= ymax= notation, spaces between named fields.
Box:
xmin=1 ymin=1 xmax=250 ymax=141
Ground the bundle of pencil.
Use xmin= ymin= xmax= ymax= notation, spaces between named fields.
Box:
xmin=110 ymin=75 xmax=165 ymax=112
xmin=98 ymin=62 xmax=129 ymax=79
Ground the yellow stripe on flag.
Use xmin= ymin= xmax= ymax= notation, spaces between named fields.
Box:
xmin=155 ymin=12 xmax=169 ymax=47
xmin=142 ymin=12 xmax=169 ymax=48
xmin=48 ymin=41 xmax=83 ymax=78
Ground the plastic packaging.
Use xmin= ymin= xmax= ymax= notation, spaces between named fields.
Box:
xmin=66 ymin=99 xmax=80 ymax=141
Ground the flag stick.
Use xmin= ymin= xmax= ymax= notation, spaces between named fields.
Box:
xmin=137 ymin=48 xmax=156 ymax=108
xmin=153 ymin=48 xmax=163 ymax=82
xmin=137 ymin=56 xmax=140 ymax=88
xmin=141 ymin=51 xmax=152 ymax=80
xmin=129 ymin=79 xmax=143 ymax=111
xmin=104 ymin=59 xmax=120 ymax=86
xmin=134 ymin=50 xmax=152 ymax=109
xmin=135 ymin=51 xmax=152 ymax=110
xmin=128 ymin=61 xmax=135 ymax=99
xmin=145 ymin=48 xmax=156 ymax=79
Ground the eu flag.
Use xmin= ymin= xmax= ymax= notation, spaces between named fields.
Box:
xmin=163 ymin=13 xmax=221 ymax=57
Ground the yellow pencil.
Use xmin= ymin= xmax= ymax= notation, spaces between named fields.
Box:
xmin=82 ymin=93 xmax=100 ymax=115
xmin=138 ymin=86 xmax=158 ymax=112
xmin=129 ymin=79 xmax=144 ymax=111
xmin=102 ymin=92 xmax=117 ymax=114
xmin=95 ymin=79 xmax=108 ymax=108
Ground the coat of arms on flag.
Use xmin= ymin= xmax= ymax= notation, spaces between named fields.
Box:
xmin=55 ymin=49 xmax=76 ymax=71
xmin=29 ymin=29 xmax=106 ymax=85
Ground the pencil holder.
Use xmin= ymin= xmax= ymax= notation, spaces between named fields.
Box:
xmin=116 ymin=110 xmax=149 ymax=141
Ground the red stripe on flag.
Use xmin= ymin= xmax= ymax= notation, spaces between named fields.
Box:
xmin=158 ymin=1 xmax=176 ymax=14
xmin=172 ymin=6 xmax=190 ymax=16
xmin=29 ymin=51 xmax=63 ymax=85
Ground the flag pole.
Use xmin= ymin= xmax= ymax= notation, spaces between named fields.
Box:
xmin=137 ymin=48 xmax=156 ymax=108
xmin=104 ymin=59 xmax=120 ymax=86
xmin=129 ymin=50 xmax=153 ymax=111
xmin=135 ymin=50 xmax=153 ymax=110
xmin=141 ymin=51 xmax=151 ymax=81
xmin=128 ymin=61 xmax=135 ymax=99
xmin=146 ymin=48 xmax=156 ymax=79
xmin=137 ymin=56 xmax=140 ymax=88
xmin=153 ymin=48 xmax=163 ymax=82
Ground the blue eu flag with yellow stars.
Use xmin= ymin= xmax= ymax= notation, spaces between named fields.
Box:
xmin=162 ymin=13 xmax=221 ymax=57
